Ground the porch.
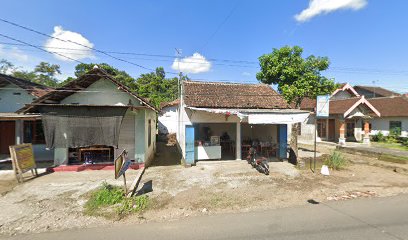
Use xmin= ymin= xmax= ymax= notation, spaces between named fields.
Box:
xmin=181 ymin=107 xmax=309 ymax=165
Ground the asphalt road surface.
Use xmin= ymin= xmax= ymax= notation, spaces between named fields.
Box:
xmin=4 ymin=194 xmax=408 ymax=240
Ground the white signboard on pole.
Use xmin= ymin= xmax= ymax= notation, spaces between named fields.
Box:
xmin=316 ymin=95 xmax=330 ymax=118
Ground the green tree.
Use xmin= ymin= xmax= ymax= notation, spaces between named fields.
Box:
xmin=0 ymin=59 xmax=16 ymax=74
xmin=256 ymin=46 xmax=337 ymax=163
xmin=65 ymin=63 xmax=182 ymax=108
xmin=32 ymin=62 xmax=61 ymax=87
xmin=135 ymin=67 xmax=185 ymax=108
xmin=0 ymin=60 xmax=60 ymax=87
xmin=65 ymin=63 xmax=136 ymax=89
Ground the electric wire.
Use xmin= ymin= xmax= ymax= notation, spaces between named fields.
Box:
xmin=0 ymin=18 xmax=179 ymax=75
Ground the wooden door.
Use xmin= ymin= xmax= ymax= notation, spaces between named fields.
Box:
xmin=0 ymin=121 xmax=16 ymax=154
xmin=328 ymin=119 xmax=335 ymax=141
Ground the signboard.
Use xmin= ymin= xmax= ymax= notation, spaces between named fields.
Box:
xmin=9 ymin=143 xmax=38 ymax=183
xmin=114 ymin=150 xmax=131 ymax=179
xmin=316 ymin=95 xmax=330 ymax=118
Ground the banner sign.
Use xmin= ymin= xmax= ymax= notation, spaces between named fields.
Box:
xmin=316 ymin=95 xmax=330 ymax=118
xmin=9 ymin=143 xmax=38 ymax=182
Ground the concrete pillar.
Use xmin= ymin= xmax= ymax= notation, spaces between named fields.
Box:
xmin=339 ymin=120 xmax=346 ymax=145
xmin=363 ymin=120 xmax=370 ymax=144
xmin=54 ymin=148 xmax=68 ymax=165
xmin=236 ymin=122 xmax=241 ymax=160
xmin=15 ymin=120 xmax=23 ymax=144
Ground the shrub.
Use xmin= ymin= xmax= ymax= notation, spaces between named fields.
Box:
xmin=401 ymin=138 xmax=408 ymax=147
xmin=84 ymin=182 xmax=149 ymax=219
xmin=324 ymin=151 xmax=347 ymax=170
xmin=371 ymin=131 xmax=386 ymax=142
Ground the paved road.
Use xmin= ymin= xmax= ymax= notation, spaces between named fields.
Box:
xmin=4 ymin=194 xmax=408 ymax=240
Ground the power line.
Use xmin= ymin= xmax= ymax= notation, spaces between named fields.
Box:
xmin=0 ymin=32 xmax=84 ymax=64
xmin=0 ymin=44 xmax=260 ymax=69
xmin=199 ymin=1 xmax=240 ymax=52
xmin=0 ymin=18 xmax=179 ymax=75
xmin=0 ymin=41 xmax=260 ymax=65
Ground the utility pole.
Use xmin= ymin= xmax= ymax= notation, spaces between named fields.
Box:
xmin=175 ymin=48 xmax=183 ymax=143
xmin=372 ymin=80 xmax=378 ymax=98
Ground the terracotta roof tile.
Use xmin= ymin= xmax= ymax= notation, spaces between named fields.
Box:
xmin=329 ymin=98 xmax=361 ymax=115
xmin=354 ymin=85 xmax=400 ymax=97
xmin=183 ymin=81 xmax=290 ymax=109
xmin=160 ymin=98 xmax=180 ymax=109
xmin=368 ymin=96 xmax=408 ymax=117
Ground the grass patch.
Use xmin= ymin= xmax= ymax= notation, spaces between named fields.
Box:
xmin=324 ymin=151 xmax=347 ymax=170
xmin=372 ymin=142 xmax=408 ymax=151
xmin=378 ymin=154 xmax=408 ymax=164
xmin=84 ymin=182 xmax=149 ymax=219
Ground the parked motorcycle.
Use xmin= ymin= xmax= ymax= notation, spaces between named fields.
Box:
xmin=247 ymin=147 xmax=270 ymax=175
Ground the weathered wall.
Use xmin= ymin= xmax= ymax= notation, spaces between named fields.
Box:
xmin=116 ymin=110 xmax=136 ymax=159
xmin=0 ymin=83 xmax=35 ymax=113
xmin=158 ymin=105 xmax=178 ymax=134
xmin=61 ymin=79 xmax=142 ymax=106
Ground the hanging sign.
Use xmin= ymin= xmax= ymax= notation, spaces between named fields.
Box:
xmin=316 ymin=95 xmax=330 ymax=118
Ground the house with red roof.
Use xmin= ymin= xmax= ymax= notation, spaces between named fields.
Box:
xmin=161 ymin=80 xmax=309 ymax=165
xmin=298 ymin=83 xmax=407 ymax=145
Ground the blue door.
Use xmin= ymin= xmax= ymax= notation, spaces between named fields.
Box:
xmin=185 ymin=125 xmax=195 ymax=164
xmin=278 ymin=124 xmax=287 ymax=159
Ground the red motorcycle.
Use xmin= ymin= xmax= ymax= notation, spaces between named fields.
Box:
xmin=246 ymin=146 xmax=270 ymax=175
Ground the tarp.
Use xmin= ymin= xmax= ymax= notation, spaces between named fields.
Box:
xmin=186 ymin=107 xmax=310 ymax=124
xmin=38 ymin=106 xmax=128 ymax=149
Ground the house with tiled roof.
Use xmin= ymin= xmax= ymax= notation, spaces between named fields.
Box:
xmin=298 ymin=83 xmax=407 ymax=145
xmin=354 ymin=85 xmax=400 ymax=98
xmin=0 ymin=73 xmax=53 ymax=159
xmin=166 ymin=80 xmax=309 ymax=165
xmin=18 ymin=67 xmax=158 ymax=166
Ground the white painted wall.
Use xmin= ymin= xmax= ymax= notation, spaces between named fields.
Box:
xmin=54 ymin=78 xmax=157 ymax=165
xmin=158 ymin=105 xmax=178 ymax=134
xmin=0 ymin=83 xmax=35 ymax=113
xmin=370 ymin=117 xmax=408 ymax=137
xmin=61 ymin=79 xmax=142 ymax=106
xmin=178 ymin=106 xmax=242 ymax=159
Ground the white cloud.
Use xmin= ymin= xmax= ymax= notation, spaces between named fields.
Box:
xmin=0 ymin=44 xmax=30 ymax=62
xmin=295 ymin=0 xmax=367 ymax=22
xmin=172 ymin=52 xmax=211 ymax=74
xmin=44 ymin=26 xmax=94 ymax=61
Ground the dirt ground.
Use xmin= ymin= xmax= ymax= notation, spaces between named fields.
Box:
xmin=1 ymin=148 xmax=408 ymax=237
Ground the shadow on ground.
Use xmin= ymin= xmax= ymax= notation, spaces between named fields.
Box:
xmin=151 ymin=141 xmax=182 ymax=167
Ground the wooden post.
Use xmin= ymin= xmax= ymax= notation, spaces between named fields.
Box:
xmin=123 ymin=172 xmax=127 ymax=195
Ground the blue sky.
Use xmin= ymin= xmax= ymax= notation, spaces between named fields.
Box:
xmin=0 ymin=0 xmax=407 ymax=93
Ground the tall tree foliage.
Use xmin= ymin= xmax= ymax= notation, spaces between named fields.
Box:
xmin=64 ymin=63 xmax=183 ymax=108
xmin=1 ymin=59 xmax=182 ymax=108
xmin=0 ymin=59 xmax=61 ymax=87
xmin=256 ymin=46 xmax=337 ymax=108
xmin=135 ymin=67 xmax=185 ymax=108
xmin=256 ymin=46 xmax=337 ymax=164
